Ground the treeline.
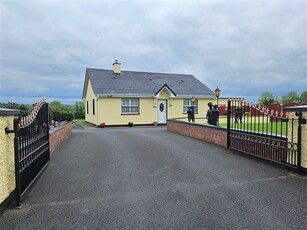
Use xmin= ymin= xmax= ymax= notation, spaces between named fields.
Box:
xmin=0 ymin=102 xmax=33 ymax=117
xmin=49 ymin=101 xmax=85 ymax=121
xmin=0 ymin=101 xmax=85 ymax=121
xmin=258 ymin=91 xmax=307 ymax=106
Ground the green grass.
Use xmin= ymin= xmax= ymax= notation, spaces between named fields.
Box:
xmin=73 ymin=119 xmax=85 ymax=123
xmin=218 ymin=121 xmax=288 ymax=136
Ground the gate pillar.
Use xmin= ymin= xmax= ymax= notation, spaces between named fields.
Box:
xmin=0 ymin=108 xmax=20 ymax=215
xmin=285 ymin=105 xmax=307 ymax=174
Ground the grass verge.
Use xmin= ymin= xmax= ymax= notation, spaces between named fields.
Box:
xmin=73 ymin=119 xmax=85 ymax=123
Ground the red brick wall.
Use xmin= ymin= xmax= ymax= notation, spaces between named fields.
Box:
xmin=49 ymin=123 xmax=72 ymax=158
xmin=167 ymin=120 xmax=227 ymax=148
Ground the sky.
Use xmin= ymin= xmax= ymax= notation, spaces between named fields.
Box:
xmin=0 ymin=0 xmax=306 ymax=105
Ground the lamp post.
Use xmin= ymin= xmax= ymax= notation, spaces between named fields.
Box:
xmin=214 ymin=87 xmax=221 ymax=125
xmin=189 ymin=96 xmax=196 ymax=122
xmin=214 ymin=86 xmax=221 ymax=106
xmin=191 ymin=96 xmax=196 ymax=106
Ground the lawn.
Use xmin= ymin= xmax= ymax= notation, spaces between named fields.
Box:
xmin=218 ymin=121 xmax=288 ymax=136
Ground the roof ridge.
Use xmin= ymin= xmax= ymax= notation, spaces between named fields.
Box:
xmin=122 ymin=69 xmax=193 ymax=76
xmin=83 ymin=67 xmax=215 ymax=99
xmin=86 ymin=68 xmax=193 ymax=77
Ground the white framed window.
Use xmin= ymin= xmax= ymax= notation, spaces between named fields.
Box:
xmin=92 ymin=99 xmax=95 ymax=115
xmin=183 ymin=99 xmax=198 ymax=113
xmin=121 ymin=99 xmax=139 ymax=114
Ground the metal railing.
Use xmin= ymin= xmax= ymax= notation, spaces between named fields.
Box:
xmin=226 ymin=99 xmax=301 ymax=172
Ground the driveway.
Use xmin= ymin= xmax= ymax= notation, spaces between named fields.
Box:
xmin=1 ymin=125 xmax=306 ymax=229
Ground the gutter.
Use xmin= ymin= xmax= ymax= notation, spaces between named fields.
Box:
xmin=96 ymin=94 xmax=216 ymax=99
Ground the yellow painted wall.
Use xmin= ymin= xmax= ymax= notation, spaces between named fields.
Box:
xmin=94 ymin=87 xmax=215 ymax=126
xmin=168 ymin=98 xmax=182 ymax=118
xmin=85 ymin=79 xmax=97 ymax=125
xmin=97 ymin=97 xmax=157 ymax=125
xmin=0 ymin=115 xmax=16 ymax=204
xmin=83 ymin=82 xmax=220 ymax=125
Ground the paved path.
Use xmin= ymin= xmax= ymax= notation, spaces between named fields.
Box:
xmin=1 ymin=125 xmax=307 ymax=229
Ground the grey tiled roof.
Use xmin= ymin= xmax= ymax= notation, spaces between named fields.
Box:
xmin=84 ymin=68 xmax=215 ymax=98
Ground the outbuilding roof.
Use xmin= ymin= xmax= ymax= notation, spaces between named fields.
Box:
xmin=83 ymin=68 xmax=215 ymax=99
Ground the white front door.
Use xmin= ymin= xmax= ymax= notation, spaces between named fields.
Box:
xmin=158 ymin=100 xmax=167 ymax=124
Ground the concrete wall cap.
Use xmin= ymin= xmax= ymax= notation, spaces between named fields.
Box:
xmin=284 ymin=105 xmax=307 ymax=111
xmin=0 ymin=108 xmax=20 ymax=115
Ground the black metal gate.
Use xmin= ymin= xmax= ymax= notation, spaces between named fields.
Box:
xmin=226 ymin=99 xmax=302 ymax=172
xmin=12 ymin=99 xmax=50 ymax=206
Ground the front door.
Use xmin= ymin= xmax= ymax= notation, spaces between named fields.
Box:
xmin=158 ymin=100 xmax=167 ymax=124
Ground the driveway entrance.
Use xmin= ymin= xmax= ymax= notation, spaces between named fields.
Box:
xmin=1 ymin=125 xmax=306 ymax=229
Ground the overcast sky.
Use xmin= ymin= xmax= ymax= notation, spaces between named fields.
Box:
xmin=1 ymin=0 xmax=306 ymax=105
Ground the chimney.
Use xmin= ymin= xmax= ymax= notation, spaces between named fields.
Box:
xmin=112 ymin=60 xmax=121 ymax=74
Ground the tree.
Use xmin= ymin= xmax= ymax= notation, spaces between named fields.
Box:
xmin=281 ymin=91 xmax=300 ymax=104
xmin=49 ymin=101 xmax=74 ymax=121
xmin=74 ymin=101 xmax=85 ymax=119
xmin=299 ymin=91 xmax=307 ymax=104
xmin=258 ymin=92 xmax=280 ymax=105
xmin=0 ymin=102 xmax=32 ymax=116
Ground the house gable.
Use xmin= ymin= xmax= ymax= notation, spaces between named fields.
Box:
xmin=82 ymin=71 xmax=91 ymax=100
xmin=154 ymin=84 xmax=176 ymax=98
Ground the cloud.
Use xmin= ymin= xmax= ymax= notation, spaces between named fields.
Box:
xmin=1 ymin=0 xmax=306 ymax=105
xmin=1 ymin=67 xmax=83 ymax=98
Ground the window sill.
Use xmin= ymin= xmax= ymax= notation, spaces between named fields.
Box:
xmin=121 ymin=113 xmax=140 ymax=115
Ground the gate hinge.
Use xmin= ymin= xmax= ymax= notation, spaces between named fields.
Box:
xmin=5 ymin=127 xmax=18 ymax=135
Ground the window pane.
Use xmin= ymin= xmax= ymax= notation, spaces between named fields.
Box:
xmin=122 ymin=99 xmax=129 ymax=106
xmin=131 ymin=107 xmax=139 ymax=113
xmin=122 ymin=106 xmax=129 ymax=113
xmin=183 ymin=99 xmax=190 ymax=113
xmin=131 ymin=99 xmax=138 ymax=106
xmin=184 ymin=100 xmax=190 ymax=106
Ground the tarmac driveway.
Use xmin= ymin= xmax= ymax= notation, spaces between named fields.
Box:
xmin=1 ymin=125 xmax=306 ymax=229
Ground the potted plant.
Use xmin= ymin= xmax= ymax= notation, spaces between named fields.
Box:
xmin=98 ymin=122 xmax=106 ymax=128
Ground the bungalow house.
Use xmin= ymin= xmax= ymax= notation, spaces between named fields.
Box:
xmin=82 ymin=60 xmax=215 ymax=126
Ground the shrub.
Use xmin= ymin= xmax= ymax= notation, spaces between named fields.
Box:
xmin=51 ymin=110 xmax=74 ymax=121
